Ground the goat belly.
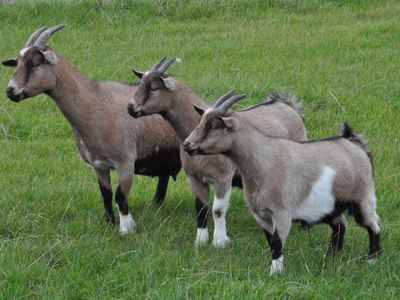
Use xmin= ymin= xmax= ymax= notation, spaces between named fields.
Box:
xmin=134 ymin=148 xmax=181 ymax=178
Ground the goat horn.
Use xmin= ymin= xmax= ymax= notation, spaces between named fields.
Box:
xmin=151 ymin=55 xmax=167 ymax=71
xmin=33 ymin=24 xmax=66 ymax=48
xmin=213 ymin=90 xmax=236 ymax=108
xmin=25 ymin=26 xmax=48 ymax=47
xmin=217 ymin=94 xmax=247 ymax=114
xmin=157 ymin=57 xmax=176 ymax=74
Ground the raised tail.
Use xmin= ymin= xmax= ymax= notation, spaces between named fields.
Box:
xmin=340 ymin=122 xmax=369 ymax=152
xmin=265 ymin=92 xmax=304 ymax=120
xmin=340 ymin=122 xmax=374 ymax=174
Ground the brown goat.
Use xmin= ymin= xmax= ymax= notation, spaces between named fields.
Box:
xmin=128 ymin=57 xmax=307 ymax=246
xmin=2 ymin=25 xmax=181 ymax=234
xmin=184 ymin=92 xmax=381 ymax=274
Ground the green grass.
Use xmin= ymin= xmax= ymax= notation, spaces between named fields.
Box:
xmin=1 ymin=0 xmax=399 ymax=298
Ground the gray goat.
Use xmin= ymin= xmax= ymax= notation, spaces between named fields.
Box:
xmin=2 ymin=25 xmax=181 ymax=234
xmin=183 ymin=92 xmax=381 ymax=274
xmin=128 ymin=57 xmax=307 ymax=246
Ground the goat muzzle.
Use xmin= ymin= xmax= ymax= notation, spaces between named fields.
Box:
xmin=6 ymin=86 xmax=25 ymax=102
xmin=183 ymin=141 xmax=199 ymax=156
xmin=127 ymin=103 xmax=143 ymax=118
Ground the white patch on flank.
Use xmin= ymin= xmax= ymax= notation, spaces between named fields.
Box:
xmin=194 ymin=228 xmax=209 ymax=246
xmin=19 ymin=47 xmax=30 ymax=57
xmin=269 ymin=255 xmax=284 ymax=275
xmin=293 ymin=166 xmax=336 ymax=223
xmin=119 ymin=212 xmax=136 ymax=235
xmin=7 ymin=79 xmax=24 ymax=95
xmin=212 ymin=187 xmax=231 ymax=248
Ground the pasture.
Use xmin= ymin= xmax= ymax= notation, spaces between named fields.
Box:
xmin=0 ymin=0 xmax=399 ymax=298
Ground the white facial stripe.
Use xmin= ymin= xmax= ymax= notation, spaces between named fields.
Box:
xmin=212 ymin=187 xmax=231 ymax=247
xmin=7 ymin=79 xmax=24 ymax=95
xmin=131 ymin=96 xmax=137 ymax=106
xmin=293 ymin=166 xmax=336 ymax=223
xmin=19 ymin=47 xmax=30 ymax=57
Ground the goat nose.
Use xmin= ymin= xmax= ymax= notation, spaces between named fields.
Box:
xmin=183 ymin=141 xmax=190 ymax=148
xmin=6 ymin=86 xmax=14 ymax=95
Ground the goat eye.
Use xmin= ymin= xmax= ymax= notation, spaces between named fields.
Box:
xmin=209 ymin=119 xmax=222 ymax=130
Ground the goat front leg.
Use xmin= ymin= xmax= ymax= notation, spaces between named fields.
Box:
xmin=153 ymin=176 xmax=169 ymax=205
xmin=254 ymin=209 xmax=291 ymax=275
xmin=212 ymin=181 xmax=232 ymax=248
xmin=93 ymin=167 xmax=114 ymax=225
xmin=189 ymin=177 xmax=210 ymax=246
xmin=115 ymin=165 xmax=136 ymax=234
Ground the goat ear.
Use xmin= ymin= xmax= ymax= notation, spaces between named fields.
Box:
xmin=160 ymin=77 xmax=176 ymax=91
xmin=2 ymin=58 xmax=17 ymax=67
xmin=133 ymin=69 xmax=144 ymax=79
xmin=221 ymin=116 xmax=239 ymax=131
xmin=40 ymin=50 xmax=58 ymax=64
xmin=193 ymin=105 xmax=205 ymax=116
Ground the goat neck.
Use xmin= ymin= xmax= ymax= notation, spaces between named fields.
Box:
xmin=162 ymin=82 xmax=206 ymax=141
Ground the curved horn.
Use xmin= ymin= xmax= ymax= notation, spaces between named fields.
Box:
xmin=33 ymin=24 xmax=66 ymax=48
xmin=213 ymin=89 xmax=236 ymax=108
xmin=157 ymin=57 xmax=176 ymax=74
xmin=217 ymin=94 xmax=247 ymax=115
xmin=151 ymin=55 xmax=167 ymax=71
xmin=25 ymin=26 xmax=48 ymax=47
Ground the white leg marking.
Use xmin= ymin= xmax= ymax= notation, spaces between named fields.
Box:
xmin=212 ymin=187 xmax=231 ymax=248
xmin=293 ymin=166 xmax=336 ymax=223
xmin=119 ymin=212 xmax=136 ymax=235
xmin=195 ymin=228 xmax=209 ymax=246
xmin=269 ymin=255 xmax=284 ymax=275
xmin=367 ymin=258 xmax=377 ymax=265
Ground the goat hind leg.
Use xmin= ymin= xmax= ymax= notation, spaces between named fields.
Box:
xmin=153 ymin=176 xmax=169 ymax=205
xmin=351 ymin=198 xmax=381 ymax=260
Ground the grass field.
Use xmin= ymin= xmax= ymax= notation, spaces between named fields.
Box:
xmin=1 ymin=0 xmax=399 ymax=298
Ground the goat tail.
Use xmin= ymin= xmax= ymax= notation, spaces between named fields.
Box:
xmin=265 ymin=92 xmax=304 ymax=120
xmin=340 ymin=122 xmax=374 ymax=176
xmin=340 ymin=122 xmax=371 ymax=154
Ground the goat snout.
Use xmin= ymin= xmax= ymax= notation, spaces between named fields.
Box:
xmin=127 ymin=103 xmax=143 ymax=118
xmin=6 ymin=86 xmax=14 ymax=95
xmin=6 ymin=85 xmax=24 ymax=102
xmin=183 ymin=141 xmax=199 ymax=156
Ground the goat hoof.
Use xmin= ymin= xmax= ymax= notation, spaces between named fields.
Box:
xmin=212 ymin=235 xmax=231 ymax=248
xmin=194 ymin=228 xmax=209 ymax=246
xmin=269 ymin=256 xmax=284 ymax=276
xmin=118 ymin=213 xmax=136 ymax=235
